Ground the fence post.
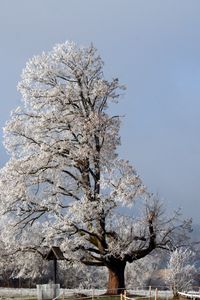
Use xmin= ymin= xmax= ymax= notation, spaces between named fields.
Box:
xmin=155 ymin=288 xmax=158 ymax=300
xmin=149 ymin=286 xmax=151 ymax=300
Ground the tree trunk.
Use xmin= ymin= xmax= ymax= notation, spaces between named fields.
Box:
xmin=172 ymin=284 xmax=178 ymax=298
xmin=106 ymin=261 xmax=126 ymax=295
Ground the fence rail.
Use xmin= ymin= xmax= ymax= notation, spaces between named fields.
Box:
xmin=178 ymin=292 xmax=200 ymax=299
xmin=121 ymin=288 xmax=162 ymax=300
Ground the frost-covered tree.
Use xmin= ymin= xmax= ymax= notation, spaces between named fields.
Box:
xmin=0 ymin=42 xmax=191 ymax=294
xmin=0 ymin=234 xmax=51 ymax=287
xmin=165 ymin=248 xmax=197 ymax=296
xmin=125 ymin=252 xmax=162 ymax=289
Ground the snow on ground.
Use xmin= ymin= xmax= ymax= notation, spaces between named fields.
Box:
xmin=0 ymin=288 xmax=173 ymax=299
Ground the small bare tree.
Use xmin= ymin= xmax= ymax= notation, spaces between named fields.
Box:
xmin=165 ymin=248 xmax=197 ymax=296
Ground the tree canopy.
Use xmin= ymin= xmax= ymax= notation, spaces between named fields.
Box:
xmin=0 ymin=42 xmax=191 ymax=294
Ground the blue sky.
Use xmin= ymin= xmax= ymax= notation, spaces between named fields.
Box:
xmin=0 ymin=0 xmax=200 ymax=222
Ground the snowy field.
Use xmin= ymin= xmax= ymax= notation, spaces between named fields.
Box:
xmin=0 ymin=288 xmax=173 ymax=299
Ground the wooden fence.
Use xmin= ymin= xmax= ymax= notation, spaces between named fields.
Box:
xmin=178 ymin=292 xmax=200 ymax=299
